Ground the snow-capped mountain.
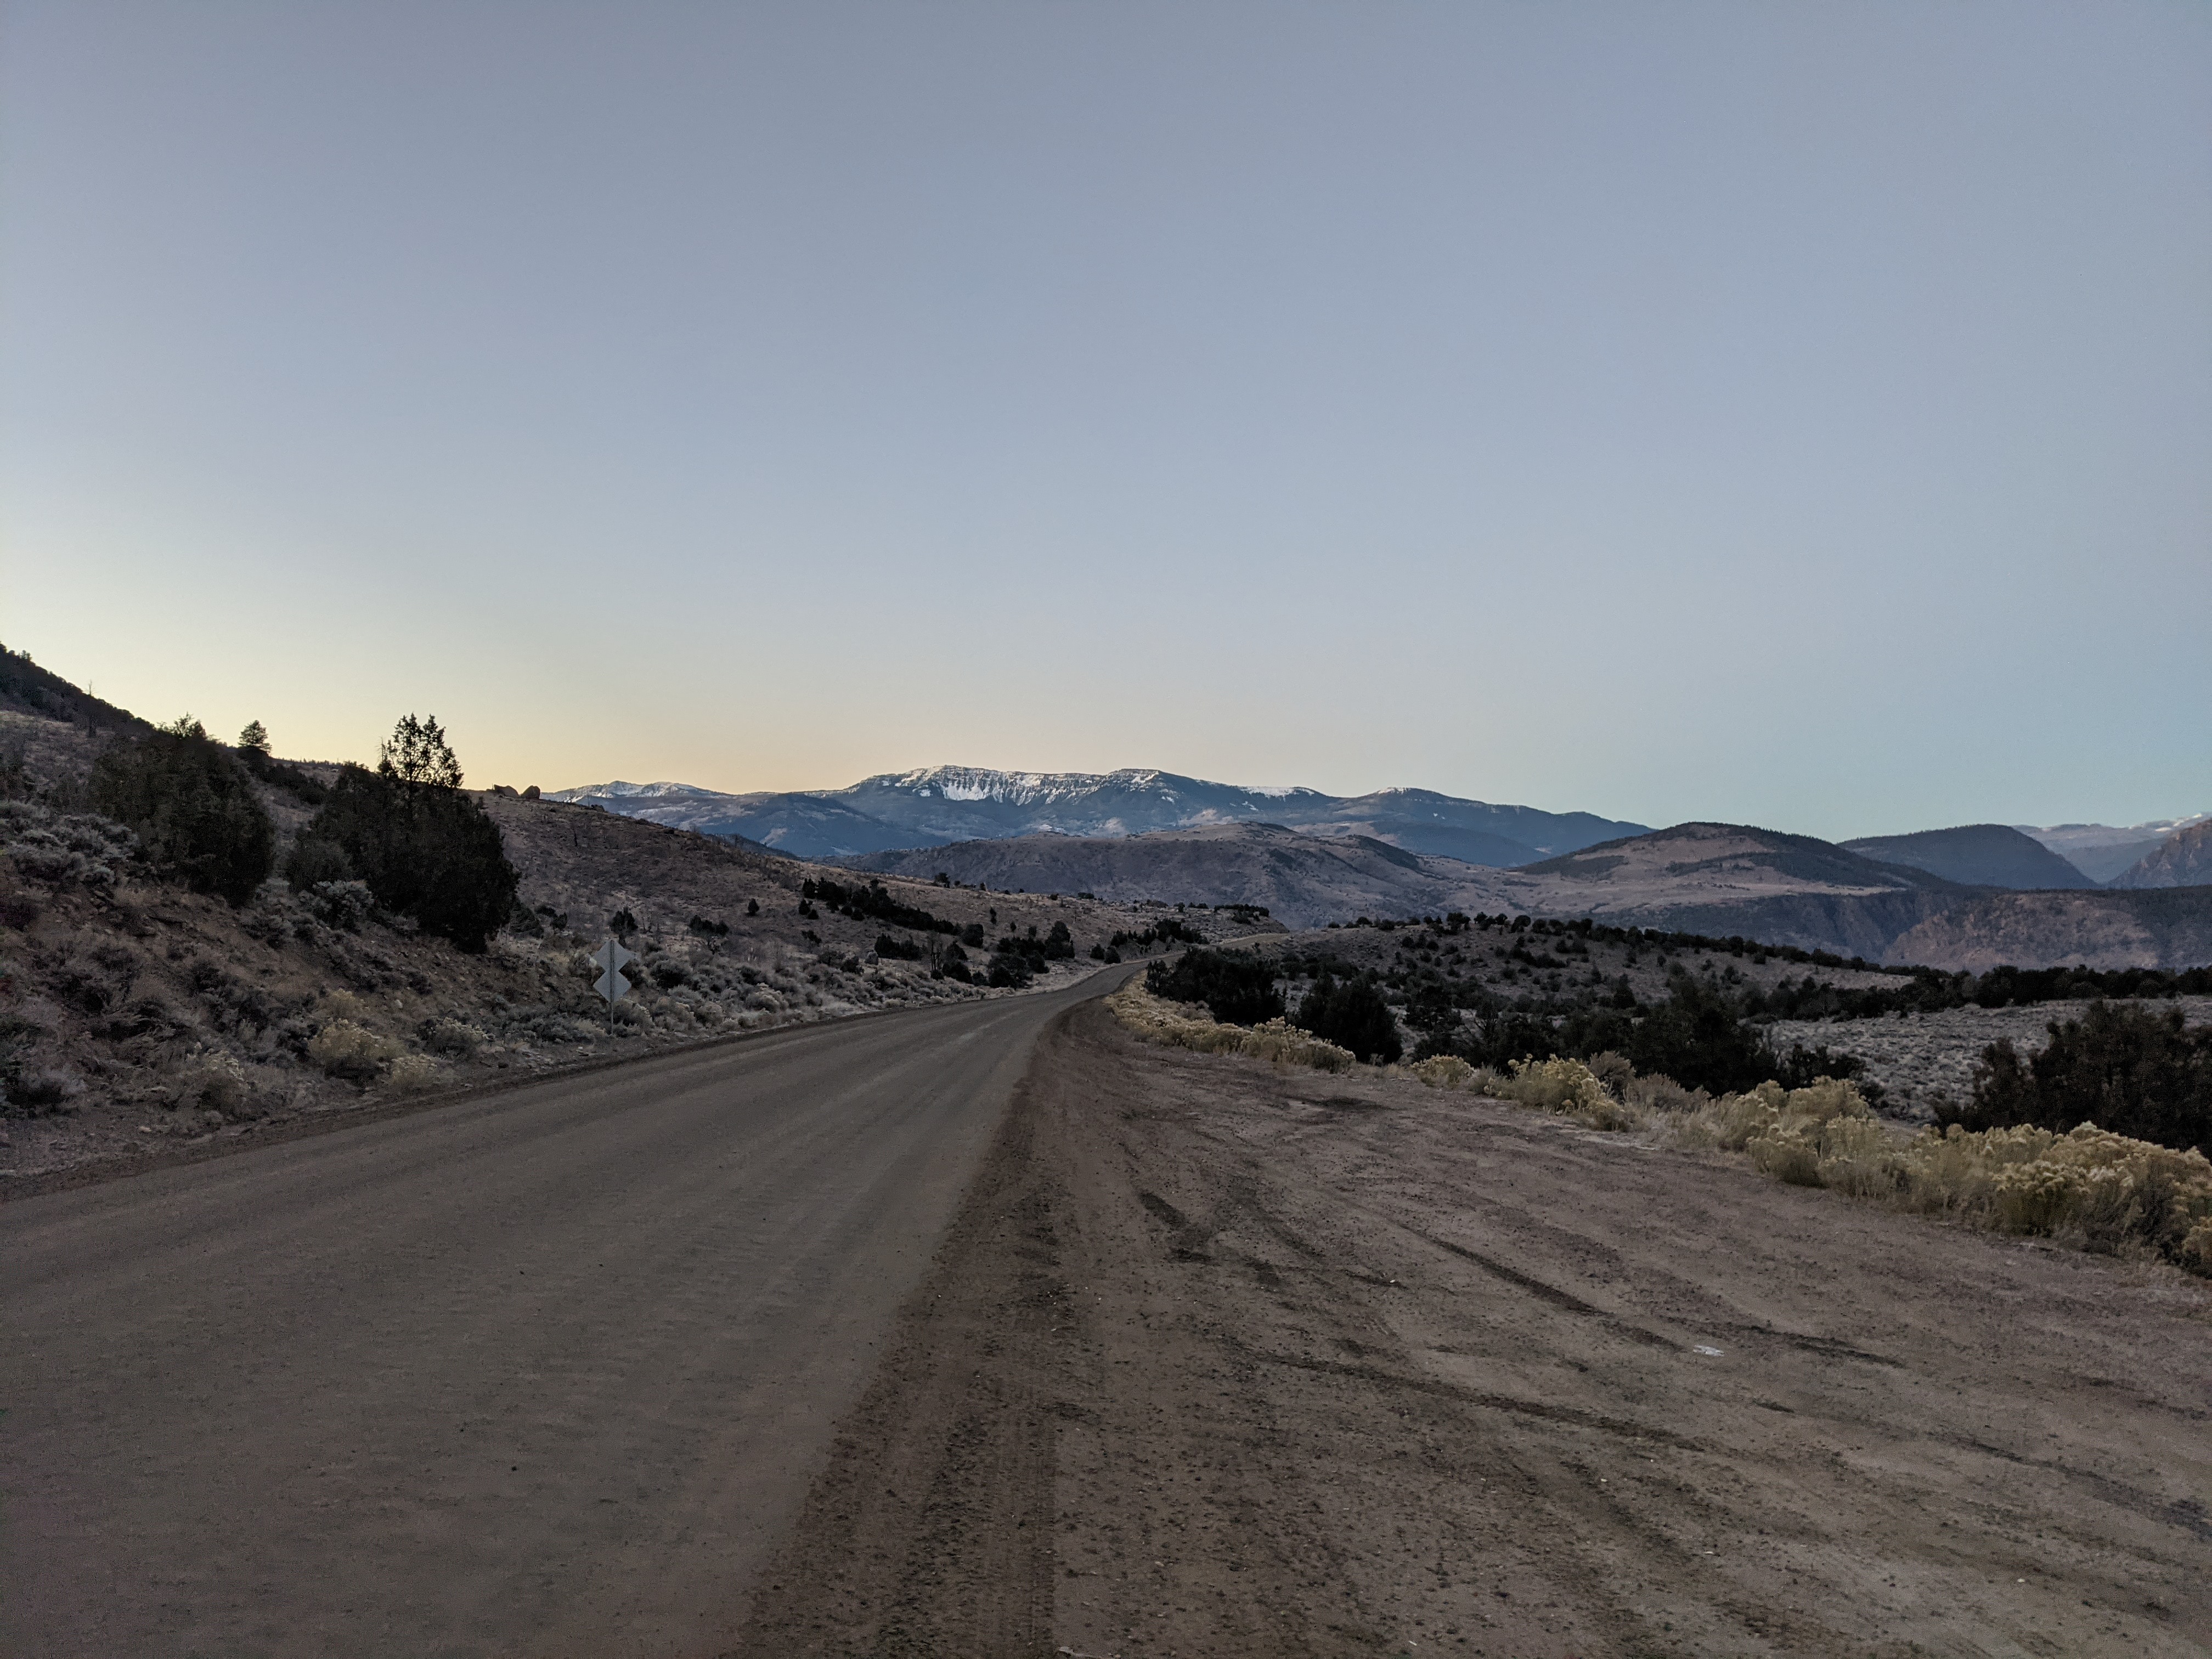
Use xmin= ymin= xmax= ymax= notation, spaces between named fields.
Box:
xmin=548 ymin=766 xmax=1646 ymax=865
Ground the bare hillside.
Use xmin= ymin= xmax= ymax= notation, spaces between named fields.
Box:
xmin=0 ymin=712 xmax=1197 ymax=1187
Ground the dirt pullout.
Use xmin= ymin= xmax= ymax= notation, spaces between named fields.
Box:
xmin=735 ymin=1003 xmax=2212 ymax=1657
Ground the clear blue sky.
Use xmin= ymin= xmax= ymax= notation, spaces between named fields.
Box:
xmin=3 ymin=1 xmax=2205 ymax=838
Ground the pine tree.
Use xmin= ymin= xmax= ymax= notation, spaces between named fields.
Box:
xmin=238 ymin=720 xmax=270 ymax=757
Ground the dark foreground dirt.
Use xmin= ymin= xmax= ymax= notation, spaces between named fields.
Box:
xmin=733 ymin=1003 xmax=2212 ymax=1658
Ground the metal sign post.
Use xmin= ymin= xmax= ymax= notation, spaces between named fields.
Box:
xmin=590 ymin=938 xmax=636 ymax=1037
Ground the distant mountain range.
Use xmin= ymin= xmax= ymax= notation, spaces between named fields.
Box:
xmin=2013 ymin=815 xmax=2212 ymax=885
xmin=549 ymin=768 xmax=1649 ymax=865
xmin=843 ymin=819 xmax=2212 ymax=968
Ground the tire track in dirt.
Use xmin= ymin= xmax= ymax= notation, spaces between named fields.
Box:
xmin=732 ymin=1001 xmax=2212 ymax=1657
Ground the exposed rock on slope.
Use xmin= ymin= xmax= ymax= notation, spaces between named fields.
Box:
xmin=1882 ymin=888 xmax=2212 ymax=972
xmin=2107 ymin=821 xmax=2212 ymax=890
xmin=1841 ymin=823 xmax=2095 ymax=889
xmin=2016 ymin=816 xmax=2210 ymax=884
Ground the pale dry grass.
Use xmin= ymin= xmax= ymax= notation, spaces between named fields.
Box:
xmin=1672 ymin=1077 xmax=2212 ymax=1273
xmin=1107 ymin=983 xmax=1355 ymax=1074
xmin=1108 ymin=980 xmax=2212 ymax=1277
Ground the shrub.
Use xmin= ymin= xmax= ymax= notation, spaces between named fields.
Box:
xmin=90 ymin=721 xmax=274 ymax=905
xmin=874 ymin=933 xmax=926 ymax=961
xmin=1948 ymin=1001 xmax=2211 ymax=1155
xmin=287 ymin=760 xmax=519 ymax=952
xmin=419 ymin=1018 xmax=486 ymax=1059
xmin=1294 ymin=970 xmax=1402 ymax=1064
xmin=385 ymin=1054 xmax=440 ymax=1094
xmin=7 ymin=1064 xmax=83 ymax=1113
xmin=1496 ymin=1056 xmax=1641 ymax=1131
xmin=1108 ymin=983 xmax=1353 ymax=1074
xmin=300 ymin=879 xmax=375 ymax=931
xmin=307 ymin=1019 xmax=403 ymax=1082
xmin=1145 ymin=948 xmax=1284 ymax=1026
xmin=172 ymin=1049 xmax=249 ymax=1114
xmin=1412 ymin=1054 xmax=1475 ymax=1090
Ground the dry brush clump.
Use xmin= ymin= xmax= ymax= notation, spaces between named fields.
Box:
xmin=1670 ymin=1076 xmax=2212 ymax=1274
xmin=1108 ymin=982 xmax=1355 ymax=1074
xmin=1408 ymin=1051 xmax=1645 ymax=1131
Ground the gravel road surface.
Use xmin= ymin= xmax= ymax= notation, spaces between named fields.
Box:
xmin=1 ymin=973 xmax=1121 ymax=1657
xmin=741 ymin=1002 xmax=2212 ymax=1657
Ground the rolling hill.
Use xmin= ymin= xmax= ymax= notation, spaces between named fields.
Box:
xmin=850 ymin=820 xmax=1967 ymax=951
xmin=1839 ymin=824 xmax=2095 ymax=889
xmin=848 ymin=817 xmax=2212 ymax=969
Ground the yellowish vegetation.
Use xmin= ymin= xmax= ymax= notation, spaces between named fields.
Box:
xmin=1408 ymin=1052 xmax=1642 ymax=1131
xmin=172 ymin=1047 xmax=249 ymax=1113
xmin=1108 ymin=980 xmax=2212 ymax=1277
xmin=384 ymin=1053 xmax=441 ymax=1094
xmin=1670 ymin=1077 xmax=2212 ymax=1271
xmin=306 ymin=1019 xmax=404 ymax=1083
xmin=1107 ymin=983 xmax=1354 ymax=1073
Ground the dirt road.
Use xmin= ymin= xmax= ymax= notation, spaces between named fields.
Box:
xmin=740 ymin=1002 xmax=2212 ymax=1657
xmin=0 ymin=975 xmax=1120 ymax=1658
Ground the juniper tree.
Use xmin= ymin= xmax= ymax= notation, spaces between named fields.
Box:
xmin=287 ymin=716 xmax=517 ymax=950
xmin=92 ymin=719 xmax=274 ymax=905
xmin=379 ymin=714 xmax=462 ymax=788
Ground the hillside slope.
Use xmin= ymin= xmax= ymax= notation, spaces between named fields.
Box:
xmin=853 ymin=820 xmax=1970 ymax=953
xmin=0 ymin=685 xmax=1188 ymax=1183
xmin=844 ymin=823 xmax=1520 ymax=927
xmin=1883 ymin=888 xmax=2212 ymax=972
xmin=1504 ymin=823 xmax=1967 ymax=956
xmin=1841 ymin=823 xmax=2095 ymax=889
xmin=2017 ymin=816 xmax=2210 ymax=884
xmin=0 ymin=646 xmax=150 ymax=737
xmin=2108 ymin=821 xmax=2212 ymax=890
